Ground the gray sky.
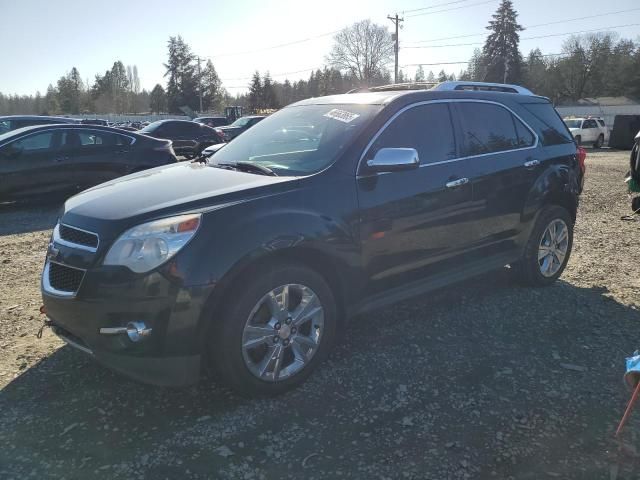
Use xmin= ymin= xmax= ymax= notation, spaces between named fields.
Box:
xmin=1 ymin=0 xmax=639 ymax=95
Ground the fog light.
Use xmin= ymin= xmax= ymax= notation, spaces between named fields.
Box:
xmin=99 ymin=321 xmax=152 ymax=342
xmin=126 ymin=321 xmax=152 ymax=342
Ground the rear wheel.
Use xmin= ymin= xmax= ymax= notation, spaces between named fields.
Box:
xmin=209 ymin=264 xmax=337 ymax=396
xmin=512 ymin=206 xmax=573 ymax=287
xmin=594 ymin=134 xmax=604 ymax=149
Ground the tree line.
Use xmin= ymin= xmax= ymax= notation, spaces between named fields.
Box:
xmin=455 ymin=0 xmax=640 ymax=103
xmin=2 ymin=0 xmax=639 ymax=117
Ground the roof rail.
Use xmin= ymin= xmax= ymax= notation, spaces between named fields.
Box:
xmin=347 ymin=80 xmax=534 ymax=95
xmin=346 ymin=82 xmax=438 ymax=93
xmin=432 ymin=81 xmax=534 ymax=95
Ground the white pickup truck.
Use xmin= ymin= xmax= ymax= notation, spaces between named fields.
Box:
xmin=563 ymin=117 xmax=609 ymax=148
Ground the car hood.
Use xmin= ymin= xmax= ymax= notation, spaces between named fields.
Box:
xmin=217 ymin=125 xmax=242 ymax=132
xmin=62 ymin=161 xmax=295 ymax=232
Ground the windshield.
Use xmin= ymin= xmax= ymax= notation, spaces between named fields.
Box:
xmin=139 ymin=121 xmax=162 ymax=133
xmin=564 ymin=119 xmax=582 ymax=129
xmin=231 ymin=117 xmax=252 ymax=127
xmin=211 ymin=104 xmax=380 ymax=176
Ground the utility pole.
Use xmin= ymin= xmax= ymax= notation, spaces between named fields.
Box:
xmin=196 ymin=55 xmax=203 ymax=113
xmin=387 ymin=13 xmax=404 ymax=84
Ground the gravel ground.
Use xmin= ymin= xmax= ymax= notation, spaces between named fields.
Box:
xmin=1 ymin=149 xmax=640 ymax=479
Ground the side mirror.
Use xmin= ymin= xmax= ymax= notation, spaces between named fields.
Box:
xmin=367 ymin=148 xmax=419 ymax=173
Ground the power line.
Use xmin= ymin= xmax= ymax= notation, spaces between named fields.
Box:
xmin=405 ymin=7 xmax=640 ymax=45
xmin=404 ymin=23 xmax=640 ymax=49
xmin=400 ymin=52 xmax=570 ymax=68
xmin=405 ymin=0 xmax=497 ymax=18
xmin=206 ymin=30 xmax=340 ymax=59
xmin=221 ymin=67 xmax=317 ymax=83
xmin=402 ymin=0 xmax=478 ymax=14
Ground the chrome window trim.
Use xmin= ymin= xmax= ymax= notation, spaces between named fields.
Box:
xmin=42 ymin=260 xmax=86 ymax=298
xmin=0 ymin=127 xmax=136 ymax=149
xmin=53 ymin=223 xmax=100 ymax=253
xmin=356 ymin=99 xmax=539 ymax=177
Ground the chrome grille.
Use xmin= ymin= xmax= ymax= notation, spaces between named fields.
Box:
xmin=48 ymin=262 xmax=85 ymax=293
xmin=59 ymin=224 xmax=99 ymax=249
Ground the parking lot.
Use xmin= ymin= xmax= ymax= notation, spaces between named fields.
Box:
xmin=1 ymin=149 xmax=639 ymax=478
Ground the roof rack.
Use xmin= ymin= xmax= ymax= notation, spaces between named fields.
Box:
xmin=432 ymin=81 xmax=534 ymax=95
xmin=348 ymin=80 xmax=534 ymax=96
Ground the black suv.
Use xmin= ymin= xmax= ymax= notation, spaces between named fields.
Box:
xmin=41 ymin=82 xmax=584 ymax=395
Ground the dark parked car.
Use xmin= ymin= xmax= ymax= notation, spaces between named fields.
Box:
xmin=217 ymin=115 xmax=265 ymax=141
xmin=80 ymin=119 xmax=109 ymax=126
xmin=194 ymin=116 xmax=229 ymax=128
xmin=0 ymin=115 xmax=80 ymax=134
xmin=139 ymin=120 xmax=223 ymax=157
xmin=41 ymin=82 xmax=584 ymax=396
xmin=0 ymin=124 xmax=177 ymax=202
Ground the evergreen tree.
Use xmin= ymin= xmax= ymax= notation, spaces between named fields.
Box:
xmin=415 ymin=65 xmax=425 ymax=82
xmin=164 ymin=36 xmax=199 ymax=113
xmin=44 ymin=84 xmax=59 ymax=114
xmin=149 ymin=84 xmax=167 ymax=113
xmin=201 ymin=59 xmax=223 ymax=112
xmin=426 ymin=70 xmax=436 ymax=83
xmin=482 ymin=0 xmax=524 ymax=83
xmin=437 ymin=70 xmax=448 ymax=82
xmin=262 ymin=73 xmax=278 ymax=109
xmin=248 ymin=71 xmax=262 ymax=111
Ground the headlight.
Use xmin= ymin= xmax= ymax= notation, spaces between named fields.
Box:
xmin=103 ymin=214 xmax=201 ymax=273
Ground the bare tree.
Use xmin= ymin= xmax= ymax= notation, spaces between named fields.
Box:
xmin=327 ymin=20 xmax=394 ymax=85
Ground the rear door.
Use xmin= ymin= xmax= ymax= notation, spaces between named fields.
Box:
xmin=451 ymin=101 xmax=538 ymax=257
xmin=357 ymin=102 xmax=479 ymax=295
xmin=61 ymin=129 xmax=133 ymax=189
xmin=0 ymin=130 xmax=74 ymax=199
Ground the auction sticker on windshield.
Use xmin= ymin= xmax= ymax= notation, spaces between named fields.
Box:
xmin=324 ymin=109 xmax=360 ymax=123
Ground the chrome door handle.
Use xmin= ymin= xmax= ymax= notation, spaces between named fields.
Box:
xmin=445 ymin=177 xmax=469 ymax=188
xmin=524 ymin=159 xmax=540 ymax=168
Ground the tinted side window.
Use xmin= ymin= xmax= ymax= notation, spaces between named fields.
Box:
xmin=63 ymin=130 xmax=132 ymax=149
xmin=598 ymin=119 xmax=605 ymax=127
xmin=369 ymin=103 xmax=456 ymax=165
xmin=520 ymin=102 xmax=574 ymax=146
xmin=513 ymin=116 xmax=535 ymax=147
xmin=174 ymin=122 xmax=199 ymax=135
xmin=13 ymin=132 xmax=55 ymax=152
xmin=583 ymin=119 xmax=597 ymax=128
xmin=456 ymin=102 xmax=525 ymax=156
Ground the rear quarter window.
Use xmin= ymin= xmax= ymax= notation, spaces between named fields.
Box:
xmin=520 ymin=102 xmax=574 ymax=146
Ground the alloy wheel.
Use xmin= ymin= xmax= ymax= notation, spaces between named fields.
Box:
xmin=241 ymin=284 xmax=325 ymax=382
xmin=538 ymin=218 xmax=569 ymax=277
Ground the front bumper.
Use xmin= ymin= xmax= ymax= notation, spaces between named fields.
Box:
xmin=42 ymin=258 xmax=214 ymax=387
xmin=51 ymin=323 xmax=200 ymax=386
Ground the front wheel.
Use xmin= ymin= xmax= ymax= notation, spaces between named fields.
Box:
xmin=512 ymin=206 xmax=573 ymax=287
xmin=209 ymin=264 xmax=337 ymax=396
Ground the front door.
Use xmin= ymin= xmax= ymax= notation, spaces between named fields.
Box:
xmin=0 ymin=130 xmax=76 ymax=199
xmin=356 ymin=102 xmax=480 ymax=295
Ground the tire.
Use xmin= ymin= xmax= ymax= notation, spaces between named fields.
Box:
xmin=512 ymin=205 xmax=573 ymax=287
xmin=208 ymin=264 xmax=337 ymax=396
xmin=575 ymin=135 xmax=582 ymax=146
xmin=594 ymin=134 xmax=604 ymax=149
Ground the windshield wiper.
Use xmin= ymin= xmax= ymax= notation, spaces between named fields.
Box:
xmin=216 ymin=161 xmax=278 ymax=176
